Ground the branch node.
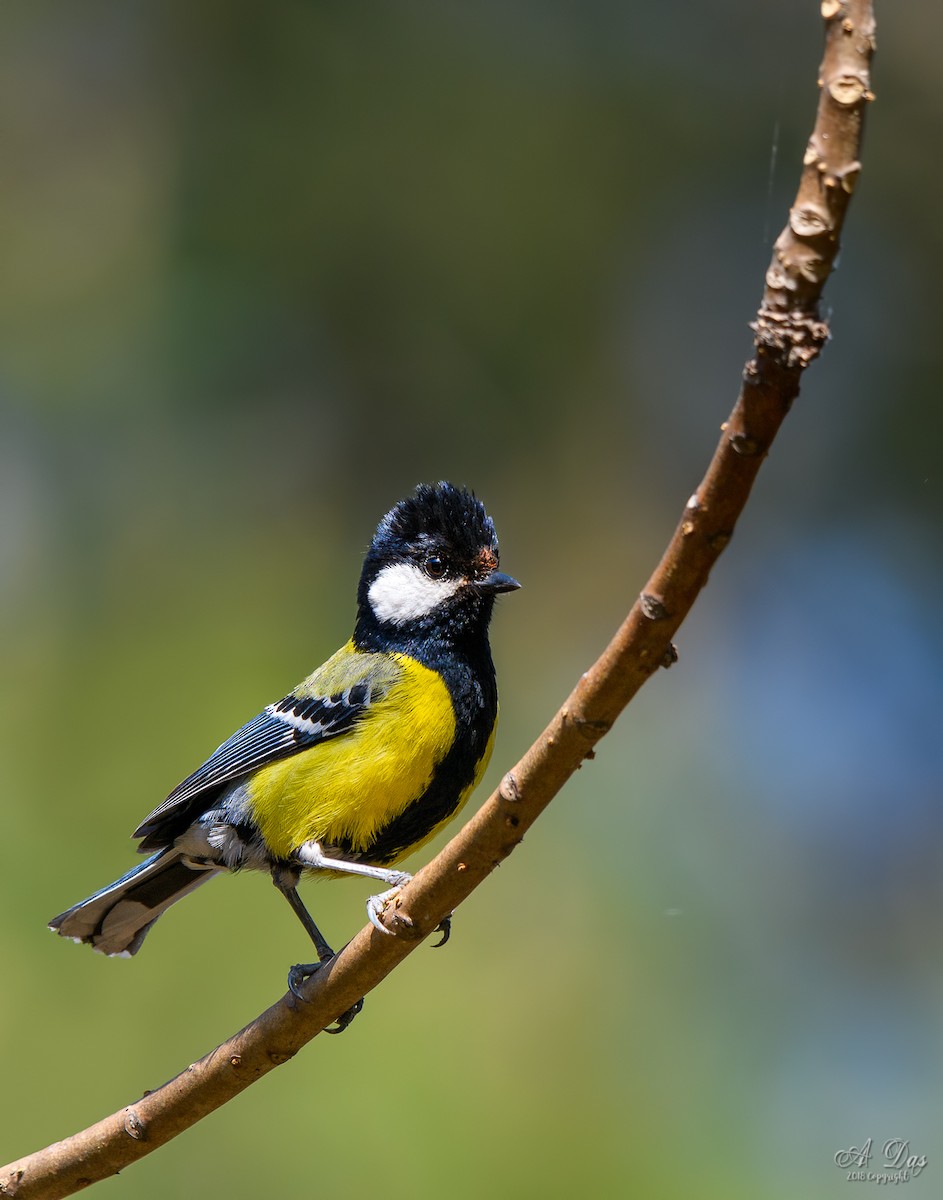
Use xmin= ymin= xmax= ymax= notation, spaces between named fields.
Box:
xmin=789 ymin=204 xmax=834 ymax=238
xmin=639 ymin=592 xmax=669 ymax=621
xmin=660 ymin=643 xmax=680 ymax=670
xmin=564 ymin=711 xmax=612 ymax=740
xmin=728 ymin=433 xmax=761 ymax=457
xmin=385 ymin=907 xmax=422 ymax=940
xmin=832 ymin=160 xmax=862 ymax=193
xmin=751 ymin=308 xmax=831 ymax=370
xmin=1 ymin=1168 xmax=25 ymax=1196
xmin=828 ymin=73 xmax=868 ymax=106
xmin=123 ymin=1109 xmax=148 ymax=1142
xmin=499 ymin=771 xmax=521 ymax=802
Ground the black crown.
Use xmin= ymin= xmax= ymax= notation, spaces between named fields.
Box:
xmin=375 ymin=482 xmax=497 ymax=558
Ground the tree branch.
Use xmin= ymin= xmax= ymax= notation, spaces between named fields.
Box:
xmin=0 ymin=5 xmax=875 ymax=1197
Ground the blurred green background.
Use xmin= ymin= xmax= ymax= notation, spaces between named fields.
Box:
xmin=2 ymin=2 xmax=941 ymax=1196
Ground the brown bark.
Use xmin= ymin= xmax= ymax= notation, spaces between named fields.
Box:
xmin=0 ymin=4 xmax=876 ymax=1196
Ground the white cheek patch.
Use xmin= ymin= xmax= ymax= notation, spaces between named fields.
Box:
xmin=368 ymin=562 xmax=463 ymax=624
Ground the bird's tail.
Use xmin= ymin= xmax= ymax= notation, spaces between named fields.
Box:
xmin=48 ymin=849 xmax=222 ymax=957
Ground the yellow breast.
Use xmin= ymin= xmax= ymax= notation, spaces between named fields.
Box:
xmin=245 ymin=651 xmax=457 ymax=861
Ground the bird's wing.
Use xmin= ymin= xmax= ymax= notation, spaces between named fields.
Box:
xmin=133 ymin=645 xmax=402 ymax=847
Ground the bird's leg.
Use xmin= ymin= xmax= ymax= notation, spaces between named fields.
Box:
xmin=271 ymin=865 xmax=363 ymax=1033
xmin=294 ymin=840 xmax=413 ymax=936
xmin=277 ymin=876 xmax=335 ymax=961
xmin=295 ymin=840 xmax=412 ymax=888
xmin=294 ymin=841 xmax=454 ymax=944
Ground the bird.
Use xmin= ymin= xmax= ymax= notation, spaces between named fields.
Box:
xmin=49 ymin=482 xmax=518 ymax=1028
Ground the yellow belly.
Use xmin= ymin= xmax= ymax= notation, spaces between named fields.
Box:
xmin=245 ymin=652 xmax=458 ymax=860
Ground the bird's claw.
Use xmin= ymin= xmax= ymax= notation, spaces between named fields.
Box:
xmin=287 ymin=961 xmax=364 ymax=1033
xmin=366 ymin=875 xmax=413 ymax=935
xmin=324 ymin=997 xmax=364 ymax=1034
xmin=288 ymin=960 xmax=321 ymax=999
xmin=432 ymin=915 xmax=452 ymax=947
xmin=366 ymin=890 xmax=453 ymax=951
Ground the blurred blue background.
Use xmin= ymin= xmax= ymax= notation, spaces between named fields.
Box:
xmin=1 ymin=2 xmax=940 ymax=1196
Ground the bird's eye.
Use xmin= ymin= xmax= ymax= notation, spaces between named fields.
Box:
xmin=423 ymin=554 xmax=447 ymax=580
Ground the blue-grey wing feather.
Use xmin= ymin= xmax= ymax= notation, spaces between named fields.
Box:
xmin=131 ymin=648 xmax=404 ymax=850
xmin=132 ymin=695 xmax=364 ymax=845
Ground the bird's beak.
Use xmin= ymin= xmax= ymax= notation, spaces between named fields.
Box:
xmin=476 ymin=570 xmax=521 ymax=594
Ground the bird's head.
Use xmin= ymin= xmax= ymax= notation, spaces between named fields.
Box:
xmin=355 ymin=482 xmax=519 ymax=648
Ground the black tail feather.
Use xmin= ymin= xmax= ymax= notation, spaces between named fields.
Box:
xmin=49 ymin=850 xmax=222 ymax=956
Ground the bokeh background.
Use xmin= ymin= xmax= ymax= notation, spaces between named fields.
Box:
xmin=2 ymin=2 xmax=941 ymax=1196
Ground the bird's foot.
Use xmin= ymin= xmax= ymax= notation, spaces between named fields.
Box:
xmin=287 ymin=961 xmax=364 ymax=1033
xmin=366 ymin=873 xmax=413 ymax=934
xmin=367 ymin=884 xmax=453 ymax=949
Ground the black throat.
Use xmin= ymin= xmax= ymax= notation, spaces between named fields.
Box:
xmin=352 ymin=599 xmax=497 ymax=720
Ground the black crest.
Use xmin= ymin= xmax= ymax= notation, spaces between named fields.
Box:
xmin=373 ymin=482 xmax=497 ymax=562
